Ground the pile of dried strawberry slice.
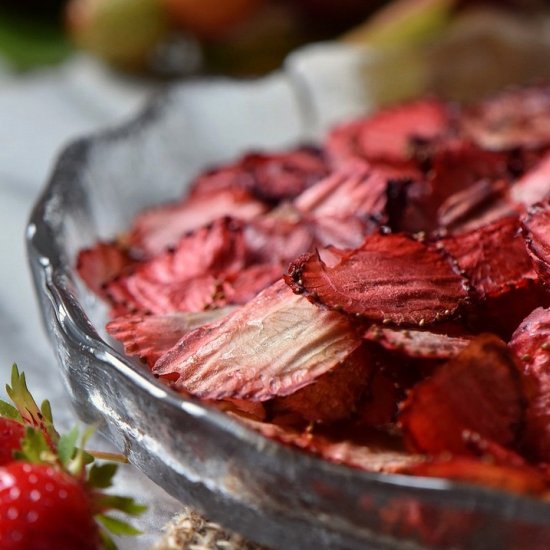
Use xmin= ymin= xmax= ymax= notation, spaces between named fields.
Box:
xmin=79 ymin=85 xmax=550 ymax=499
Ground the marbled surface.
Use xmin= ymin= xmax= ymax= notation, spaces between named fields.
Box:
xmin=0 ymin=56 xmax=182 ymax=548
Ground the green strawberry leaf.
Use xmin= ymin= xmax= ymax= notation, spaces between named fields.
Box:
xmin=14 ymin=427 xmax=51 ymax=463
xmin=97 ymin=514 xmax=143 ymax=536
xmin=0 ymin=399 xmax=21 ymax=421
xmin=99 ymin=530 xmax=118 ymax=550
xmin=97 ymin=495 xmax=147 ymax=516
xmin=58 ymin=426 xmax=79 ymax=467
xmin=89 ymin=463 xmax=118 ymax=489
xmin=40 ymin=399 xmax=54 ymax=425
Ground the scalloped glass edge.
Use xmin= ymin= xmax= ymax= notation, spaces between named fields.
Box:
xmin=26 ymin=44 xmax=550 ymax=550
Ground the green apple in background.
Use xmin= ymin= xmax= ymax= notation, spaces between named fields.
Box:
xmin=66 ymin=0 xmax=169 ymax=70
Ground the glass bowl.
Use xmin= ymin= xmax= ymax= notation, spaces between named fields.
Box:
xmin=27 ymin=44 xmax=550 ymax=550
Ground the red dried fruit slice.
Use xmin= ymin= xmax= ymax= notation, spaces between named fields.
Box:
xmin=239 ymin=417 xmax=424 ymax=473
xmin=310 ymin=215 xmax=377 ymax=251
xmin=76 ymin=241 xmax=134 ymax=297
xmin=190 ymin=146 xmax=328 ymax=203
xmin=135 ymin=217 xmax=247 ymax=284
xmin=106 ymin=274 xmax=220 ymax=316
xmin=128 ymin=187 xmax=267 ymax=256
xmin=511 ymin=151 xmax=550 ymax=207
xmin=462 ymin=85 xmax=550 ymax=151
xmin=221 ymin=263 xmax=283 ymax=305
xmin=243 ymin=205 xmax=315 ymax=266
xmin=429 ymin=139 xmax=510 ymax=199
xmin=439 ymin=216 xmax=537 ymax=300
xmin=399 ymin=335 xmax=524 ymax=456
xmin=294 ymin=162 xmax=393 ymax=223
xmin=154 ymin=280 xmax=362 ymax=401
xmin=402 ymin=457 xmax=547 ymax=495
xmin=327 ymin=99 xmax=452 ymax=165
xmin=522 ymin=201 xmax=550 ymax=288
xmin=355 ymin=366 xmax=399 ymax=427
xmin=509 ymin=307 xmax=550 ymax=462
xmin=287 ymin=233 xmax=469 ymax=326
xmin=270 ymin=345 xmax=372 ymax=423
xmin=364 ymin=326 xmax=471 ymax=360
xmin=106 ymin=308 xmax=235 ymax=367
xmin=437 ymin=179 xmax=514 ymax=233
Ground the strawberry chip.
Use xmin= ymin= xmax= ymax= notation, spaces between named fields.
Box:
xmin=327 ymin=99 xmax=452 ymax=165
xmin=128 ymin=187 xmax=267 ymax=256
xmin=239 ymin=417 xmax=424 ymax=474
xmin=270 ymin=345 xmax=372 ymax=423
xmin=106 ymin=308 xmax=235 ymax=367
xmin=399 ymin=335 xmax=524 ymax=456
xmin=462 ymin=85 xmax=550 ymax=151
xmin=511 ymin=151 xmax=550 ymax=207
xmin=364 ymin=326 xmax=471 ymax=360
xmin=522 ymin=201 xmax=550 ymax=288
xmin=154 ymin=280 xmax=362 ymax=401
xmin=76 ymin=242 xmax=134 ymax=298
xmin=509 ymin=307 xmax=550 ymax=462
xmin=439 ymin=216 xmax=537 ymax=300
xmin=287 ymin=233 xmax=469 ymax=326
xmin=189 ymin=146 xmax=328 ymax=203
xmin=402 ymin=457 xmax=548 ymax=496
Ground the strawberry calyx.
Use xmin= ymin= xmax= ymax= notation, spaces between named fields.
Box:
xmin=0 ymin=364 xmax=147 ymax=548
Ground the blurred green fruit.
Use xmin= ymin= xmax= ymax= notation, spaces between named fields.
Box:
xmin=66 ymin=0 xmax=168 ymax=70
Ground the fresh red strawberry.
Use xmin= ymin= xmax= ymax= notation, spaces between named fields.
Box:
xmin=0 ymin=365 xmax=146 ymax=549
xmin=0 ymin=418 xmax=24 ymax=466
xmin=0 ymin=462 xmax=100 ymax=550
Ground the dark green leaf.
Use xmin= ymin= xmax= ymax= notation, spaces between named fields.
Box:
xmin=89 ymin=463 xmax=118 ymax=489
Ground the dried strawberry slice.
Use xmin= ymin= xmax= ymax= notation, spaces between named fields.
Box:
xmin=402 ymin=457 xmax=547 ymax=495
xmin=221 ymin=263 xmax=283 ymax=305
xmin=509 ymin=307 xmax=550 ymax=462
xmin=287 ymin=233 xmax=469 ymax=326
xmin=364 ymin=326 xmax=471 ymax=360
xmin=436 ymin=179 xmax=515 ymax=233
xmin=327 ymin=99 xmax=452 ymax=165
xmin=136 ymin=217 xmax=247 ymax=284
xmin=439 ymin=216 xmax=537 ymax=300
xmin=128 ymin=187 xmax=266 ymax=256
xmin=522 ymin=201 xmax=550 ymax=288
xmin=239 ymin=417 xmax=424 ymax=473
xmin=76 ymin=241 xmax=134 ymax=297
xmin=106 ymin=308 xmax=235 ymax=367
xmin=399 ymin=335 xmax=524 ymax=456
xmin=462 ymin=85 xmax=550 ymax=151
xmin=294 ymin=162 xmax=395 ymax=223
xmin=153 ymin=280 xmax=362 ymax=401
xmin=106 ymin=274 xmax=220 ymax=316
xmin=243 ymin=206 xmax=315 ymax=266
xmin=511 ymin=151 xmax=550 ymax=207
xmin=355 ymin=365 xmax=399 ymax=427
xmin=270 ymin=345 xmax=372 ymax=423
xmin=190 ymin=146 xmax=328 ymax=203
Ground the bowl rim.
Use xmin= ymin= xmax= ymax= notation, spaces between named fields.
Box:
xmin=25 ymin=73 xmax=550 ymax=531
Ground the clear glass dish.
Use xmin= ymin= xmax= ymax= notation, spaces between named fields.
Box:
xmin=27 ymin=44 xmax=550 ymax=550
